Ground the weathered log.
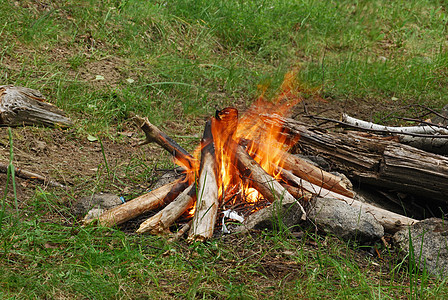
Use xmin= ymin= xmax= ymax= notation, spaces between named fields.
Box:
xmin=132 ymin=114 xmax=196 ymax=170
xmin=136 ymin=184 xmax=196 ymax=234
xmin=268 ymin=115 xmax=448 ymax=205
xmin=342 ymin=113 xmax=448 ymax=154
xmin=280 ymin=168 xmax=417 ymax=233
xmin=84 ymin=178 xmax=188 ymax=227
xmin=235 ymin=144 xmax=306 ymax=220
xmin=0 ymin=85 xmax=72 ymax=127
xmin=188 ymin=120 xmax=220 ymax=242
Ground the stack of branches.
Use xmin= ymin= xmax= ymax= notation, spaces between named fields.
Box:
xmin=84 ymin=108 xmax=418 ymax=241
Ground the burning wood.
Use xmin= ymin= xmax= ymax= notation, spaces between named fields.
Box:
xmin=188 ymin=120 xmax=220 ymax=242
xmin=235 ymin=144 xmax=306 ymax=220
xmin=84 ymin=100 xmax=430 ymax=242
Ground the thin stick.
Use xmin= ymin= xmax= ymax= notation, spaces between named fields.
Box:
xmin=0 ymin=162 xmax=65 ymax=188
xmin=132 ymin=113 xmax=196 ymax=170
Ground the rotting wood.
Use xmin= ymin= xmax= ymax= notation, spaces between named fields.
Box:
xmin=0 ymin=85 xmax=72 ymax=127
xmin=188 ymin=120 xmax=220 ymax=242
xmin=136 ymin=184 xmax=196 ymax=235
xmin=235 ymin=144 xmax=306 ymax=220
xmin=84 ymin=178 xmax=188 ymax=227
xmin=265 ymin=115 xmax=448 ymax=205
xmin=0 ymin=162 xmax=65 ymax=188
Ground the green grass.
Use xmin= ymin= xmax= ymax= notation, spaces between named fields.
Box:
xmin=2 ymin=0 xmax=448 ymax=298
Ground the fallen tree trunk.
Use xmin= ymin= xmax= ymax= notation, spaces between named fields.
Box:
xmin=188 ymin=120 xmax=220 ymax=242
xmin=84 ymin=178 xmax=188 ymax=227
xmin=267 ymin=115 xmax=448 ymax=205
xmin=0 ymin=85 xmax=72 ymax=127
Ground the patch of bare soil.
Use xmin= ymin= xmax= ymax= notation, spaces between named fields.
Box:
xmin=0 ymin=125 xmax=172 ymax=216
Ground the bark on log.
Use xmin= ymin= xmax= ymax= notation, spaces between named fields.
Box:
xmin=132 ymin=114 xmax=196 ymax=170
xmin=136 ymin=184 xmax=196 ymax=234
xmin=235 ymin=144 xmax=306 ymax=220
xmin=84 ymin=178 xmax=188 ymax=227
xmin=280 ymin=168 xmax=417 ymax=233
xmin=267 ymin=115 xmax=448 ymax=205
xmin=188 ymin=120 xmax=220 ymax=242
xmin=0 ymin=85 xmax=72 ymax=127
xmin=342 ymin=113 xmax=448 ymax=154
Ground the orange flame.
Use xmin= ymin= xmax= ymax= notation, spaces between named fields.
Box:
xmin=182 ymin=71 xmax=303 ymax=212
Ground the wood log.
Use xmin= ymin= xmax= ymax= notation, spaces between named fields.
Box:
xmin=266 ymin=115 xmax=448 ymax=205
xmin=235 ymin=144 xmax=306 ymax=220
xmin=83 ymin=178 xmax=188 ymax=227
xmin=0 ymin=85 xmax=72 ymax=127
xmin=342 ymin=113 xmax=448 ymax=154
xmin=279 ymin=168 xmax=417 ymax=233
xmin=136 ymin=184 xmax=196 ymax=234
xmin=188 ymin=120 xmax=220 ymax=241
xmin=132 ymin=114 xmax=196 ymax=170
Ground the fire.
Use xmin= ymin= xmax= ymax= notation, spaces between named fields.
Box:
xmin=181 ymin=71 xmax=302 ymax=213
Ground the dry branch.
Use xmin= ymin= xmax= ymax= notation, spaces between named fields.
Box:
xmin=342 ymin=113 xmax=448 ymax=154
xmin=84 ymin=178 xmax=188 ymax=227
xmin=136 ymin=184 xmax=196 ymax=234
xmin=0 ymin=85 xmax=72 ymax=127
xmin=188 ymin=120 xmax=220 ymax=242
xmin=132 ymin=114 xmax=196 ymax=170
xmin=0 ymin=162 xmax=65 ymax=188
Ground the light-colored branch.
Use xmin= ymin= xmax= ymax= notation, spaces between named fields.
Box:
xmin=83 ymin=178 xmax=187 ymax=227
xmin=136 ymin=184 xmax=195 ymax=234
xmin=188 ymin=120 xmax=220 ymax=242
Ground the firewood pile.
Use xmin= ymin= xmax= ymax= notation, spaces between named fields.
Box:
xmin=81 ymin=97 xmax=448 ymax=242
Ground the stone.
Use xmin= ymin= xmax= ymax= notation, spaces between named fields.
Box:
xmin=393 ymin=218 xmax=448 ymax=278
xmin=308 ymin=197 xmax=384 ymax=242
xmin=72 ymin=193 xmax=122 ymax=217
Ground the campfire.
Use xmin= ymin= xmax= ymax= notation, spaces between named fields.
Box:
xmin=83 ymin=81 xmax=362 ymax=241
xmin=83 ymin=75 xmax=423 ymax=241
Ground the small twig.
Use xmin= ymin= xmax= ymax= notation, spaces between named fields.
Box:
xmin=0 ymin=162 xmax=66 ymax=188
